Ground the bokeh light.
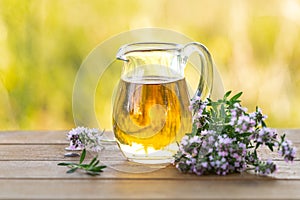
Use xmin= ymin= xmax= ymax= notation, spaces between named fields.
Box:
xmin=0 ymin=0 xmax=299 ymax=130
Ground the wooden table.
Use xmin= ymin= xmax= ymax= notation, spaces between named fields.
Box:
xmin=0 ymin=129 xmax=299 ymax=199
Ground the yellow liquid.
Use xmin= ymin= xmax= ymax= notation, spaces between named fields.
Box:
xmin=112 ymin=76 xmax=192 ymax=163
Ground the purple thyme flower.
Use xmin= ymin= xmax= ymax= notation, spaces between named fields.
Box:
xmin=66 ymin=127 xmax=104 ymax=152
xmin=251 ymin=127 xmax=277 ymax=145
xmin=279 ymin=140 xmax=297 ymax=162
xmin=230 ymin=110 xmax=256 ymax=133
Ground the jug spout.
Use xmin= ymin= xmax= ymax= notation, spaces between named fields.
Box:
xmin=116 ymin=46 xmax=129 ymax=62
xmin=116 ymin=42 xmax=185 ymax=81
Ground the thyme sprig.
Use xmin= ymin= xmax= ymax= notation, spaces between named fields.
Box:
xmin=58 ymin=149 xmax=106 ymax=176
xmin=174 ymin=91 xmax=296 ymax=176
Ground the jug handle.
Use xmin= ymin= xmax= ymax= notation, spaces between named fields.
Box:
xmin=182 ymin=42 xmax=214 ymax=99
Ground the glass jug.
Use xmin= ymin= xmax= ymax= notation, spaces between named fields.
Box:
xmin=112 ymin=42 xmax=213 ymax=164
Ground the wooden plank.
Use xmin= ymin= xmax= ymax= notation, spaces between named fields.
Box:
xmin=0 ymin=160 xmax=298 ymax=180
xmin=0 ymin=144 xmax=69 ymax=161
xmin=0 ymin=130 xmax=68 ymax=144
xmin=0 ymin=130 xmax=114 ymax=144
xmin=0 ymin=144 xmax=124 ymax=161
xmin=0 ymin=179 xmax=300 ymax=199
xmin=0 ymin=129 xmax=299 ymax=144
xmin=1 ymin=142 xmax=299 ymax=161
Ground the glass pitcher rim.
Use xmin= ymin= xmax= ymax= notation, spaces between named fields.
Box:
xmin=121 ymin=42 xmax=182 ymax=51
xmin=116 ymin=42 xmax=183 ymax=61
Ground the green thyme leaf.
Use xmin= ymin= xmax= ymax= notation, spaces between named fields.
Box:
xmin=230 ymin=91 xmax=242 ymax=102
xmin=224 ymin=90 xmax=232 ymax=98
xmin=92 ymin=160 xmax=100 ymax=167
xmin=89 ymin=156 xmax=97 ymax=166
xmin=57 ymin=162 xmax=72 ymax=166
xmin=67 ymin=167 xmax=78 ymax=173
xmin=79 ymin=148 xmax=86 ymax=164
xmin=267 ymin=143 xmax=274 ymax=151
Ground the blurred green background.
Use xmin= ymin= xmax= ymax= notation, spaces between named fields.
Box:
xmin=0 ymin=0 xmax=300 ymax=130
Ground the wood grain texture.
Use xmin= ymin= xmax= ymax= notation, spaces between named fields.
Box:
xmin=0 ymin=130 xmax=299 ymax=199
xmin=0 ymin=160 xmax=298 ymax=180
xmin=0 ymin=130 xmax=68 ymax=144
xmin=1 ymin=179 xmax=300 ymax=199
xmin=1 ymin=143 xmax=299 ymax=161
xmin=1 ymin=129 xmax=298 ymax=144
